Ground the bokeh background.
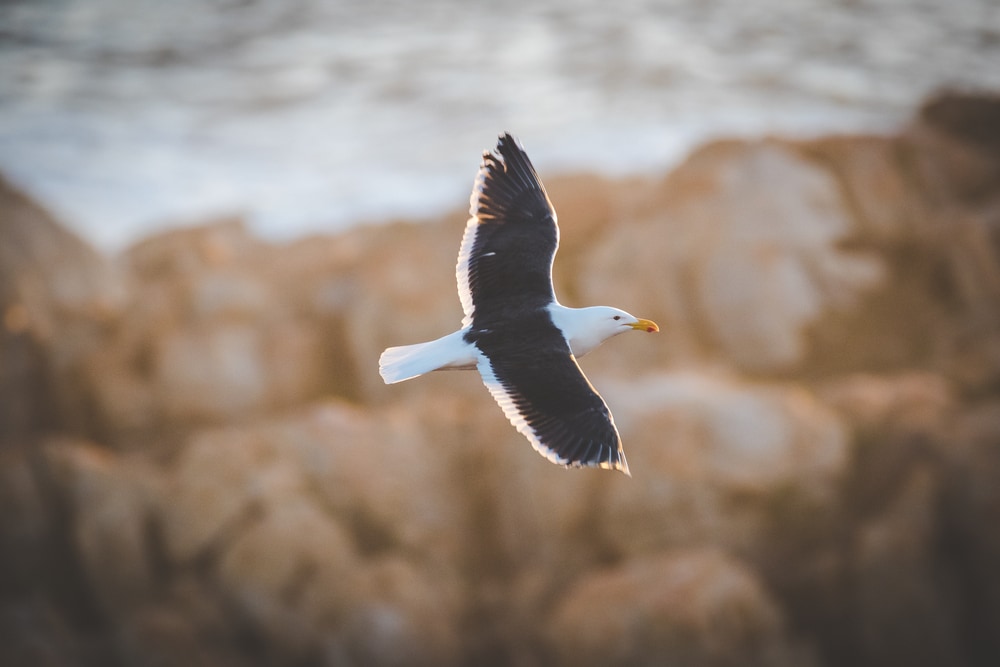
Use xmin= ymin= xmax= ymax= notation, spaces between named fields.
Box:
xmin=2 ymin=1 xmax=1000 ymax=666
xmin=2 ymin=0 xmax=999 ymax=250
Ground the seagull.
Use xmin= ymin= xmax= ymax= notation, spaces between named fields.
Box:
xmin=379 ymin=133 xmax=659 ymax=475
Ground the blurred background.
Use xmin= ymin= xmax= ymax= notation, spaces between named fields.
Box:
xmin=2 ymin=1 xmax=1000 ymax=667
xmin=1 ymin=0 xmax=998 ymax=250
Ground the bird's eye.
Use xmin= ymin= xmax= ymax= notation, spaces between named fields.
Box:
xmin=613 ymin=315 xmax=621 ymax=321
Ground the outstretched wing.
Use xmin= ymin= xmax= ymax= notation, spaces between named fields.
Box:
xmin=472 ymin=313 xmax=630 ymax=475
xmin=456 ymin=133 xmax=559 ymax=328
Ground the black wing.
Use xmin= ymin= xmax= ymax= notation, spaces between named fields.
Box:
xmin=456 ymin=133 xmax=559 ymax=328
xmin=470 ymin=311 xmax=630 ymax=475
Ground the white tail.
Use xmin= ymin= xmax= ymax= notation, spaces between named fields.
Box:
xmin=378 ymin=330 xmax=477 ymax=384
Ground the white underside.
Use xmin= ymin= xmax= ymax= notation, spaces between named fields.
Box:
xmin=378 ymin=303 xmax=627 ymax=385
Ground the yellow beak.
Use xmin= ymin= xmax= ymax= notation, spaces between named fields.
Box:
xmin=629 ymin=318 xmax=659 ymax=333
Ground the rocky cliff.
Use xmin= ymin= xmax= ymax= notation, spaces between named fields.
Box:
xmin=2 ymin=92 xmax=999 ymax=667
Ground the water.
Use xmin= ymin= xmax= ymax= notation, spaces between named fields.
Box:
xmin=1 ymin=0 xmax=998 ymax=252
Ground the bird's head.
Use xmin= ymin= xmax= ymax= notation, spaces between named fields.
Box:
xmin=558 ymin=306 xmax=659 ymax=358
xmin=609 ymin=308 xmax=660 ymax=334
xmin=604 ymin=307 xmax=659 ymax=335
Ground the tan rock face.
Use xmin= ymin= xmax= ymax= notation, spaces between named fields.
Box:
xmin=546 ymin=549 xmax=814 ymax=667
xmin=0 ymin=175 xmax=125 ymax=439
xmin=159 ymin=401 xmax=465 ymax=664
xmin=576 ymin=140 xmax=885 ymax=374
xmin=0 ymin=446 xmax=50 ymax=589
xmin=596 ymin=373 xmax=848 ymax=558
xmin=2 ymin=92 xmax=1000 ymax=667
xmin=40 ymin=438 xmax=159 ymax=616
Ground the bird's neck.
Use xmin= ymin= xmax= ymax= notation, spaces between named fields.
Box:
xmin=547 ymin=304 xmax=617 ymax=358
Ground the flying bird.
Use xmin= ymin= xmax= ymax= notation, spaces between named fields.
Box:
xmin=379 ymin=133 xmax=658 ymax=475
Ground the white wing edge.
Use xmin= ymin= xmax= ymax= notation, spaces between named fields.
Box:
xmin=455 ymin=155 xmax=493 ymax=328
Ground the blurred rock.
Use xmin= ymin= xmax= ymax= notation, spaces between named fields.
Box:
xmin=2 ymin=91 xmax=1000 ymax=667
xmin=0 ymin=446 xmax=49 ymax=595
xmin=850 ymin=462 xmax=963 ymax=667
xmin=330 ymin=556 xmax=462 ymax=667
xmin=942 ymin=401 xmax=1000 ymax=665
xmin=0 ymin=597 xmax=115 ymax=667
xmin=79 ymin=221 xmax=348 ymax=442
xmin=0 ymin=175 xmax=124 ymax=441
xmin=776 ymin=372 xmax=983 ymax=667
xmin=817 ymin=372 xmax=955 ymax=438
xmin=596 ymin=372 xmax=848 ymax=559
xmin=216 ymin=496 xmax=360 ymax=654
xmin=576 ymin=139 xmax=885 ymax=374
xmin=42 ymin=438 xmax=159 ymax=617
xmin=908 ymin=91 xmax=1000 ymax=205
xmin=159 ymin=400 xmax=465 ymax=665
xmin=546 ymin=549 xmax=814 ymax=667
xmin=799 ymin=134 xmax=924 ymax=241
xmin=114 ymin=595 xmax=247 ymax=667
xmin=796 ymin=96 xmax=1000 ymax=388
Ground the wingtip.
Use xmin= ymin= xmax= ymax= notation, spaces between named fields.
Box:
xmin=598 ymin=452 xmax=631 ymax=477
xmin=470 ymin=131 xmax=549 ymax=221
xmin=494 ymin=131 xmax=525 ymax=160
xmin=617 ymin=457 xmax=632 ymax=478
xmin=479 ymin=133 xmax=520 ymax=171
xmin=561 ymin=445 xmax=631 ymax=476
xmin=496 ymin=130 xmax=518 ymax=147
xmin=519 ymin=431 xmax=631 ymax=476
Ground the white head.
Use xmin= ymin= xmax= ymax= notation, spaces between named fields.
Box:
xmin=549 ymin=305 xmax=659 ymax=358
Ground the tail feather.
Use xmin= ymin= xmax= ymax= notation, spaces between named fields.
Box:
xmin=378 ymin=331 xmax=477 ymax=384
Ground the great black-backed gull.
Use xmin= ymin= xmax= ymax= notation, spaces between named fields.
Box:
xmin=379 ymin=133 xmax=658 ymax=475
